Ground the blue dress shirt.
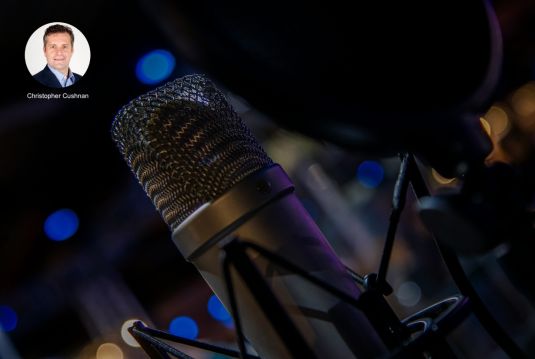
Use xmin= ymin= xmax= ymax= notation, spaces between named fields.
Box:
xmin=47 ymin=65 xmax=76 ymax=87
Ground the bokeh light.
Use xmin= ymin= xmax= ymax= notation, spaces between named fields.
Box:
xmin=395 ymin=281 xmax=422 ymax=307
xmin=300 ymin=197 xmax=320 ymax=221
xmin=43 ymin=208 xmax=79 ymax=241
xmin=356 ymin=160 xmax=384 ymax=189
xmin=479 ymin=117 xmax=492 ymax=136
xmin=0 ymin=305 xmax=18 ymax=332
xmin=169 ymin=316 xmax=199 ymax=339
xmin=96 ymin=343 xmax=123 ymax=359
xmin=135 ymin=49 xmax=176 ymax=85
xmin=207 ymin=294 xmax=233 ymax=326
xmin=431 ymin=168 xmax=457 ymax=185
xmin=121 ymin=319 xmax=145 ymax=347
xmin=511 ymin=82 xmax=535 ymax=117
xmin=483 ymin=105 xmax=510 ymax=138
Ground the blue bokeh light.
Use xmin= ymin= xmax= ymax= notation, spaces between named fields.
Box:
xmin=207 ymin=294 xmax=232 ymax=325
xmin=44 ymin=208 xmax=79 ymax=241
xmin=135 ymin=49 xmax=176 ymax=85
xmin=169 ymin=316 xmax=199 ymax=339
xmin=300 ymin=197 xmax=320 ymax=222
xmin=0 ymin=305 xmax=18 ymax=332
xmin=356 ymin=160 xmax=385 ymax=189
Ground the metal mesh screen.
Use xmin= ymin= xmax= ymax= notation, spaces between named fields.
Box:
xmin=111 ymin=74 xmax=273 ymax=230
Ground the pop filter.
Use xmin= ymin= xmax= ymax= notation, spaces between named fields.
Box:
xmin=142 ymin=0 xmax=502 ymax=176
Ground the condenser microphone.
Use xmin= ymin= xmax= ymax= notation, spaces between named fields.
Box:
xmin=111 ymin=74 xmax=388 ymax=358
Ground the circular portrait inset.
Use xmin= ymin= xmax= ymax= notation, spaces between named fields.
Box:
xmin=25 ymin=22 xmax=90 ymax=88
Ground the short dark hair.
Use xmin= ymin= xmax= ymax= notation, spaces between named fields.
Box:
xmin=43 ymin=24 xmax=74 ymax=47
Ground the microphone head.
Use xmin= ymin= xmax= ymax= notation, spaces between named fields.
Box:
xmin=111 ymin=74 xmax=273 ymax=230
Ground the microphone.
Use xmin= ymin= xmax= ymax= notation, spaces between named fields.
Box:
xmin=111 ymin=74 xmax=388 ymax=358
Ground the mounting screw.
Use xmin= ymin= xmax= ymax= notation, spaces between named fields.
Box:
xmin=256 ymin=180 xmax=272 ymax=194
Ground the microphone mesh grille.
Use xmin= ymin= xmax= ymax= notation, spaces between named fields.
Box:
xmin=111 ymin=74 xmax=273 ymax=230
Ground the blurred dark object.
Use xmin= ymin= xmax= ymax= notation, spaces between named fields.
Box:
xmin=142 ymin=0 xmax=503 ymax=177
xmin=419 ymin=162 xmax=534 ymax=254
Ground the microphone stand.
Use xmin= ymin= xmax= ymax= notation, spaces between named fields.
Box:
xmin=128 ymin=152 xmax=528 ymax=358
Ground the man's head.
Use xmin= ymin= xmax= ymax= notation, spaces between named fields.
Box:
xmin=43 ymin=24 xmax=74 ymax=75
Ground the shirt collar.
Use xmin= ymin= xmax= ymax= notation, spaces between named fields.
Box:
xmin=47 ymin=65 xmax=75 ymax=87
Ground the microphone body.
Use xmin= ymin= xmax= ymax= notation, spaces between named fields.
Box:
xmin=174 ymin=164 xmax=387 ymax=358
xmin=112 ymin=74 xmax=387 ymax=358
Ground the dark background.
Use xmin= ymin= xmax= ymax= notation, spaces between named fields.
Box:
xmin=0 ymin=1 xmax=534 ymax=358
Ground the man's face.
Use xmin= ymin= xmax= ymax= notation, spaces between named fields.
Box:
xmin=43 ymin=32 xmax=73 ymax=74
